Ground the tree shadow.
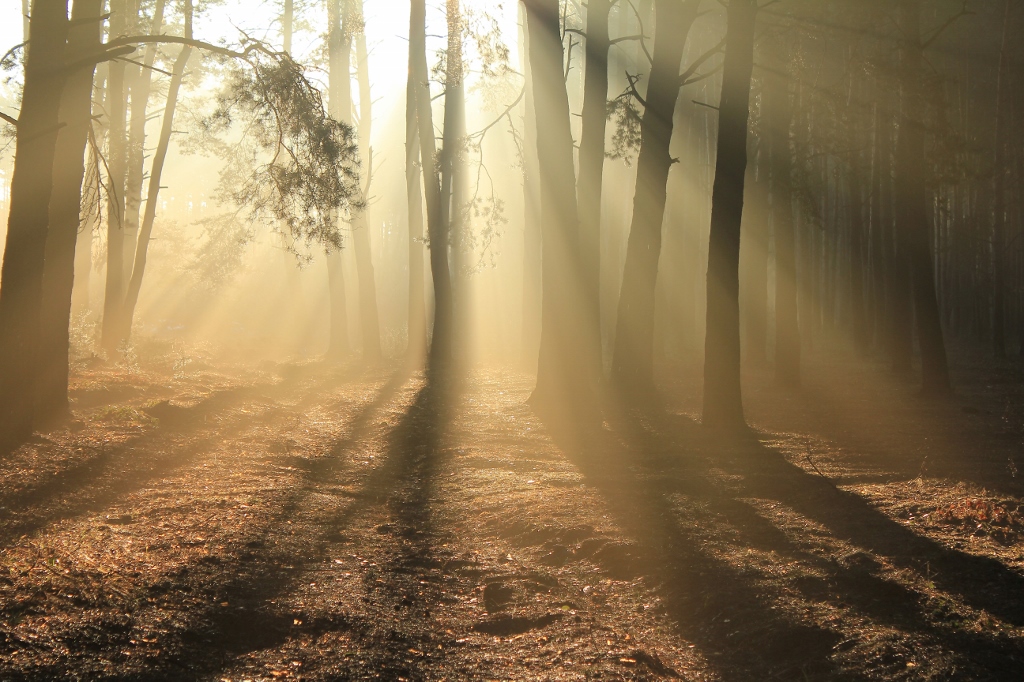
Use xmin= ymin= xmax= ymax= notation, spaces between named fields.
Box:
xmin=0 ymin=361 xmax=360 ymax=549
xmin=541 ymin=404 xmax=1024 ymax=680
xmin=105 ymin=366 xmax=462 ymax=681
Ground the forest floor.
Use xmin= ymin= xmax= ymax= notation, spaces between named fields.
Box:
xmin=0 ymin=343 xmax=1023 ymax=681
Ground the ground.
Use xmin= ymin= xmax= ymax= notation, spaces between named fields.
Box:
xmin=0 ymin=344 xmax=1023 ymax=681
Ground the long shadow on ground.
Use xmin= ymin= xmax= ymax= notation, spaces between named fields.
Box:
xmin=541 ymin=405 xmax=1024 ymax=681
xmin=85 ymin=367 xmax=463 ymax=681
xmin=0 ymin=363 xmax=359 ymax=549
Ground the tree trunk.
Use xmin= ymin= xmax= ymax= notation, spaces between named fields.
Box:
xmin=326 ymin=0 xmax=350 ymax=359
xmin=577 ymin=0 xmax=612 ymax=377
xmin=0 ymin=0 xmax=70 ymax=448
xmin=410 ymin=0 xmax=453 ymax=367
xmin=123 ymin=0 xmax=165 ymax=287
xmin=611 ymin=0 xmax=700 ymax=397
xmin=992 ymin=0 xmax=1011 ymax=358
xmin=740 ymin=135 xmax=769 ymax=364
xmin=441 ymin=0 xmax=468 ymax=361
xmin=21 ymin=0 xmax=30 ymax=41
xmin=405 ymin=23 xmax=426 ymax=363
xmin=100 ymin=0 xmax=131 ymax=355
xmin=119 ymin=1 xmax=193 ymax=341
xmin=896 ymin=0 xmax=949 ymax=393
xmin=73 ymin=64 xmax=108 ymax=316
xmin=766 ymin=62 xmax=800 ymax=387
xmin=523 ymin=0 xmax=590 ymax=415
xmin=36 ymin=0 xmax=104 ymax=424
xmin=521 ymin=5 xmax=542 ymax=367
xmin=327 ymin=248 xmax=349 ymax=357
xmin=283 ymin=0 xmax=294 ymax=53
xmin=351 ymin=2 xmax=383 ymax=362
xmin=847 ymin=79 xmax=868 ymax=351
xmin=701 ymin=0 xmax=757 ymax=429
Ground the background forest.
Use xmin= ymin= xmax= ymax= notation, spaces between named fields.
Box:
xmin=0 ymin=0 xmax=1023 ymax=680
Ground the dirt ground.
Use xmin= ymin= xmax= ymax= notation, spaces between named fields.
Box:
xmin=0 ymin=344 xmax=1023 ymax=681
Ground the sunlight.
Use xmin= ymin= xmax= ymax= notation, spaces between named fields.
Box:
xmin=0 ymin=0 xmax=1021 ymax=678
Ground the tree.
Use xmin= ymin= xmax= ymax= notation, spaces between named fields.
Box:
xmin=0 ymin=0 xmax=70 ymax=448
xmin=100 ymin=0 xmax=133 ymax=355
xmin=520 ymin=5 xmax=542 ymax=367
xmin=327 ymin=0 xmax=351 ymax=358
xmin=765 ymin=51 xmax=800 ymax=387
xmin=895 ymin=0 xmax=949 ymax=393
xmin=576 ymin=0 xmax=614 ymax=377
xmin=36 ymin=0 xmax=105 ymax=424
xmin=123 ymin=1 xmax=166 ymax=288
xmin=405 ymin=4 xmax=427 ymax=363
xmin=523 ymin=0 xmax=591 ymax=416
xmin=118 ymin=1 xmax=195 ymax=344
xmin=702 ymin=0 xmax=757 ymax=429
xmin=991 ymin=0 xmax=1012 ymax=358
xmin=611 ymin=0 xmax=701 ymax=398
xmin=410 ymin=0 xmax=454 ymax=368
xmin=350 ymin=0 xmax=383 ymax=362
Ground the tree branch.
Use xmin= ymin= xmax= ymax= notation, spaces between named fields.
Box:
xmin=678 ymin=37 xmax=726 ymax=86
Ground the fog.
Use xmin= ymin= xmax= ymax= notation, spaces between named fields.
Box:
xmin=1 ymin=2 xmax=1024 ymax=677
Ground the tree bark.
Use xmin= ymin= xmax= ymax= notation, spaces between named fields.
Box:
xmin=896 ymin=0 xmax=949 ymax=393
xmin=100 ymin=0 xmax=131 ymax=355
xmin=992 ymin=0 xmax=1012 ymax=358
xmin=0 ymin=0 xmax=70 ymax=448
xmin=441 ymin=0 xmax=468 ymax=361
xmin=351 ymin=2 xmax=383 ymax=362
xmin=405 ymin=18 xmax=426 ymax=363
xmin=702 ymin=0 xmax=757 ymax=429
xmin=765 ymin=61 xmax=800 ymax=387
xmin=520 ymin=4 xmax=542 ymax=367
xmin=123 ymin=0 xmax=165 ymax=287
xmin=283 ymin=0 xmax=294 ymax=53
xmin=327 ymin=248 xmax=349 ymax=357
xmin=577 ymin=0 xmax=612 ymax=377
xmin=410 ymin=0 xmax=453 ymax=368
xmin=523 ymin=0 xmax=590 ymax=415
xmin=611 ymin=0 xmax=700 ymax=397
xmin=740 ymin=135 xmax=769 ymax=364
xmin=36 ymin=0 xmax=104 ymax=424
xmin=325 ymin=0 xmax=350 ymax=359
xmin=847 ymin=77 xmax=868 ymax=352
xmin=119 ymin=1 xmax=193 ymax=342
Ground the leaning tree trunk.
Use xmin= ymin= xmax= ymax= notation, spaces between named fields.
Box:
xmin=405 ymin=32 xmax=427 ymax=363
xmin=36 ymin=0 xmax=104 ymax=424
xmin=100 ymin=0 xmax=132 ymax=355
xmin=896 ymin=0 xmax=949 ymax=393
xmin=351 ymin=1 xmax=383 ymax=362
xmin=576 ymin=0 xmax=612 ymax=377
xmin=611 ymin=0 xmax=700 ymax=397
xmin=702 ymin=0 xmax=757 ymax=429
xmin=119 ymin=1 xmax=194 ymax=342
xmin=410 ymin=0 xmax=454 ymax=368
xmin=0 ymin=0 xmax=70 ymax=448
xmin=523 ymin=0 xmax=591 ymax=415
xmin=123 ymin=0 xmax=165 ymax=286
